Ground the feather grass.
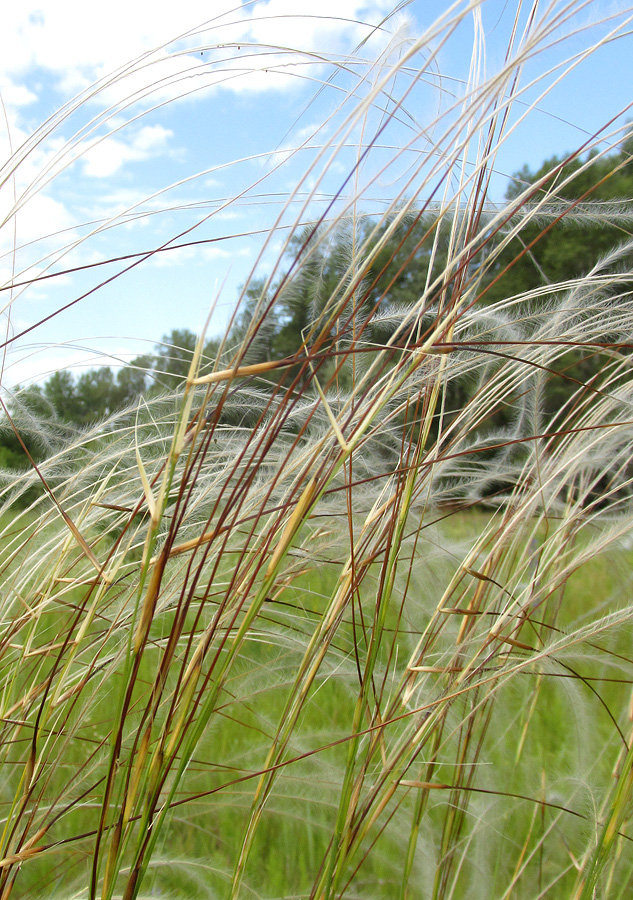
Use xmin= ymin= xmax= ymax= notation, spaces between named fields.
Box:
xmin=1 ymin=2 xmax=633 ymax=898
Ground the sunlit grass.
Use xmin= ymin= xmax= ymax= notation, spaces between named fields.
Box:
xmin=5 ymin=513 xmax=630 ymax=899
xmin=1 ymin=3 xmax=633 ymax=899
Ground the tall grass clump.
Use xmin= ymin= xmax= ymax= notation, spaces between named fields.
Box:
xmin=1 ymin=2 xmax=633 ymax=897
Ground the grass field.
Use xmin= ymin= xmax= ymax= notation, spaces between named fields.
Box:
xmin=2 ymin=2 xmax=633 ymax=898
xmin=1 ymin=497 xmax=632 ymax=899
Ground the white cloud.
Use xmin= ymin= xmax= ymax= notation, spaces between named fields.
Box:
xmin=0 ymin=115 xmax=174 ymax=310
xmin=0 ymin=2 xmax=396 ymax=105
xmin=81 ymin=124 xmax=173 ymax=178
xmin=244 ymin=0 xmax=394 ymax=52
xmin=0 ymin=177 xmax=81 ymax=294
xmin=150 ymin=244 xmax=198 ymax=268
xmin=202 ymin=245 xmax=251 ymax=261
xmin=0 ymin=79 xmax=37 ymax=109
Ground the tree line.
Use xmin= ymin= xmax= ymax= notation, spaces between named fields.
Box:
xmin=2 ymin=137 xmax=631 ymax=473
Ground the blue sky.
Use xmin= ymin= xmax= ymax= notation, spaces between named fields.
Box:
xmin=0 ymin=0 xmax=631 ymax=387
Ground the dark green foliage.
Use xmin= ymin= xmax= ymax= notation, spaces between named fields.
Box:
xmin=0 ymin=384 xmax=55 ymax=469
xmin=112 ymin=354 xmax=154 ymax=406
xmin=485 ymin=137 xmax=633 ymax=304
xmin=483 ymin=138 xmax=633 ymax=421
xmin=0 ymin=334 xmax=184 ymax=475
xmin=152 ymin=329 xmax=197 ymax=385
xmin=43 ymin=370 xmax=79 ymax=422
